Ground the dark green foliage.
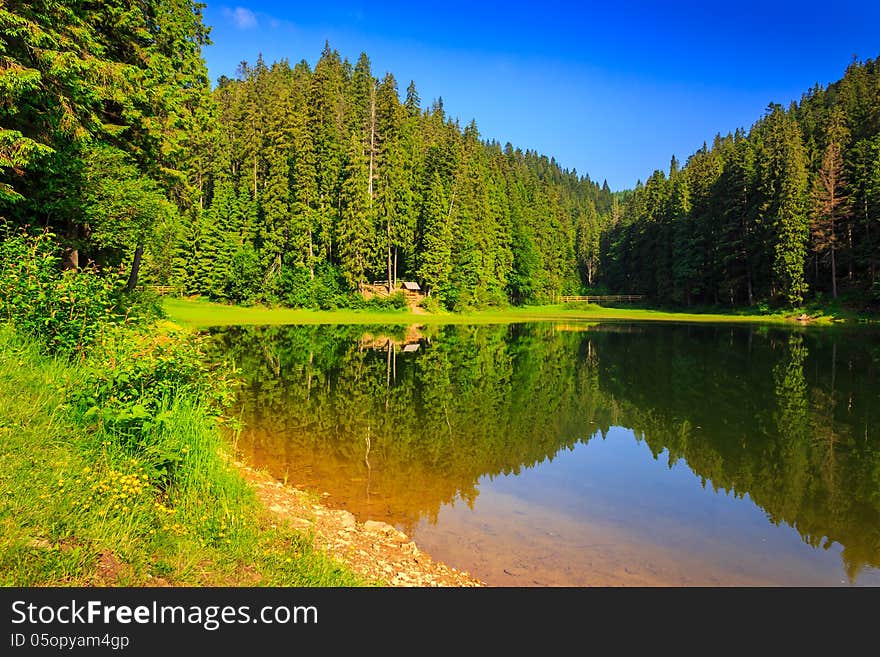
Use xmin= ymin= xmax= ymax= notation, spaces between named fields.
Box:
xmin=274 ymin=262 xmax=351 ymax=310
xmin=226 ymin=243 xmax=263 ymax=303
xmin=0 ymin=0 xmax=213 ymax=285
xmin=603 ymin=58 xmax=880 ymax=309
xmin=2 ymin=0 xmax=878 ymax=316
xmin=0 ymin=231 xmax=120 ymax=357
xmin=172 ymin=44 xmax=606 ymax=310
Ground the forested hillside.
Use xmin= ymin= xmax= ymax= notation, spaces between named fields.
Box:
xmin=1 ymin=2 xmax=878 ymax=310
xmin=602 ymin=60 xmax=880 ymax=308
xmin=171 ymin=46 xmax=611 ymax=308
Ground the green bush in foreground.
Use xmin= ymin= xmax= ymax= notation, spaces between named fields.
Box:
xmin=0 ymin=230 xmax=119 ymax=357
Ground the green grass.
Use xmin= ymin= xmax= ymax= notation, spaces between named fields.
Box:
xmin=0 ymin=328 xmax=368 ymax=586
xmin=163 ymin=296 xmax=842 ymax=327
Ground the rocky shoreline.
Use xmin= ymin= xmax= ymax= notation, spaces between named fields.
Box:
xmin=239 ymin=464 xmax=484 ymax=587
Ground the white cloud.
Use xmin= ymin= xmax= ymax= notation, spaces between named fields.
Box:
xmin=222 ymin=6 xmax=258 ymax=30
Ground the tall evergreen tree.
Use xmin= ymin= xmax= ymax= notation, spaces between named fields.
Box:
xmin=337 ymin=132 xmax=373 ymax=291
xmin=810 ymin=109 xmax=850 ymax=298
xmin=758 ymin=106 xmax=810 ymax=306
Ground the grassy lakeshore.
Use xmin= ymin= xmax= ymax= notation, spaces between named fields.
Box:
xmin=163 ymin=296 xmax=858 ymax=327
xmin=0 ymin=327 xmax=367 ymax=586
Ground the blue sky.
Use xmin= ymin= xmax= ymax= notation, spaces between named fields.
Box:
xmin=201 ymin=1 xmax=880 ymax=190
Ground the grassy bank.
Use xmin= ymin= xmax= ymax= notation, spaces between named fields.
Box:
xmin=0 ymin=327 xmax=366 ymax=586
xmin=163 ymin=296 xmax=852 ymax=327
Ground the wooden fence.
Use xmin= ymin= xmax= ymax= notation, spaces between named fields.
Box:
xmin=560 ymin=295 xmax=644 ymax=303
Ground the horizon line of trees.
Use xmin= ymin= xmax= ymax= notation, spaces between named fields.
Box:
xmin=602 ymin=58 xmax=880 ymax=308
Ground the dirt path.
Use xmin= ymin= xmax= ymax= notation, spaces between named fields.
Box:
xmin=239 ymin=464 xmax=483 ymax=587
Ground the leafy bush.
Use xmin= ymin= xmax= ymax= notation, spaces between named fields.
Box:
xmin=69 ymin=322 xmax=237 ymax=487
xmin=310 ymin=265 xmax=351 ymax=309
xmin=225 ymin=244 xmax=263 ymax=304
xmin=273 ymin=263 xmax=353 ymax=309
xmin=274 ymin=265 xmax=313 ymax=308
xmin=365 ymin=291 xmax=408 ymax=311
xmin=0 ymin=230 xmax=122 ymax=357
xmin=419 ymin=295 xmax=442 ymax=313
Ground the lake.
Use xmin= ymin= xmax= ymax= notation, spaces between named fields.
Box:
xmin=206 ymin=321 xmax=880 ymax=586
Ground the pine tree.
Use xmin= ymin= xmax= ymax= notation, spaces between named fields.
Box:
xmin=810 ymin=109 xmax=850 ymax=298
xmin=289 ymin=60 xmax=319 ymax=277
xmin=261 ymin=62 xmax=295 ymax=283
xmin=404 ymin=81 xmax=421 ymax=117
xmin=337 ymin=132 xmax=374 ymax=291
xmin=418 ymin=172 xmax=453 ymax=299
xmin=309 ymin=44 xmax=347 ymax=264
xmin=576 ymin=200 xmax=600 ymax=288
xmin=758 ymin=106 xmax=810 ymax=306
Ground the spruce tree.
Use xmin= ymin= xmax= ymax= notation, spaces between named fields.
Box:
xmin=337 ymin=132 xmax=374 ymax=291
xmin=759 ymin=106 xmax=810 ymax=306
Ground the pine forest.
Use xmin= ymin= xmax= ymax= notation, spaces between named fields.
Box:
xmin=2 ymin=3 xmax=879 ymax=311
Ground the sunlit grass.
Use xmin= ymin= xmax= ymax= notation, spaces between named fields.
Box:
xmin=0 ymin=328 xmax=368 ymax=586
xmin=163 ymin=296 xmax=838 ymax=327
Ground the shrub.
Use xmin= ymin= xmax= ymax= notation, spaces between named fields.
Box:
xmin=69 ymin=323 xmax=237 ymax=488
xmin=419 ymin=295 xmax=442 ymax=313
xmin=311 ymin=265 xmax=351 ymax=309
xmin=226 ymin=244 xmax=263 ymax=304
xmin=365 ymin=291 xmax=408 ymax=311
xmin=0 ymin=230 xmax=122 ymax=357
xmin=272 ymin=263 xmax=353 ymax=309
xmin=274 ymin=265 xmax=313 ymax=308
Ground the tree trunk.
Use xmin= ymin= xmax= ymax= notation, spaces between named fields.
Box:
xmin=393 ymin=247 xmax=398 ymax=289
xmin=368 ymin=89 xmax=375 ymax=204
xmin=308 ymin=228 xmax=314 ymax=279
xmin=847 ymin=222 xmax=853 ymax=281
xmin=830 ymin=243 xmax=837 ymax=299
xmin=125 ymin=242 xmax=144 ymax=292
xmin=387 ymin=217 xmax=392 ymax=293
xmin=62 ymin=220 xmax=79 ymax=270
xmin=62 ymin=248 xmax=79 ymax=270
xmin=747 ymin=265 xmax=754 ymax=306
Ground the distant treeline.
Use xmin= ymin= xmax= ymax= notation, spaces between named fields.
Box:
xmin=602 ymin=60 xmax=880 ymax=308
xmin=1 ymin=3 xmax=878 ymax=309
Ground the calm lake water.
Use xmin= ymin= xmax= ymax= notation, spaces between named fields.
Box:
xmin=207 ymin=322 xmax=880 ymax=586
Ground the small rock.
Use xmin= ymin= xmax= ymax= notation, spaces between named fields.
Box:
xmin=332 ymin=509 xmax=357 ymax=530
xmin=363 ymin=520 xmax=396 ymax=534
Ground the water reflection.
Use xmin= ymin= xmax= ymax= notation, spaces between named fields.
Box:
xmin=206 ymin=322 xmax=880 ymax=584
